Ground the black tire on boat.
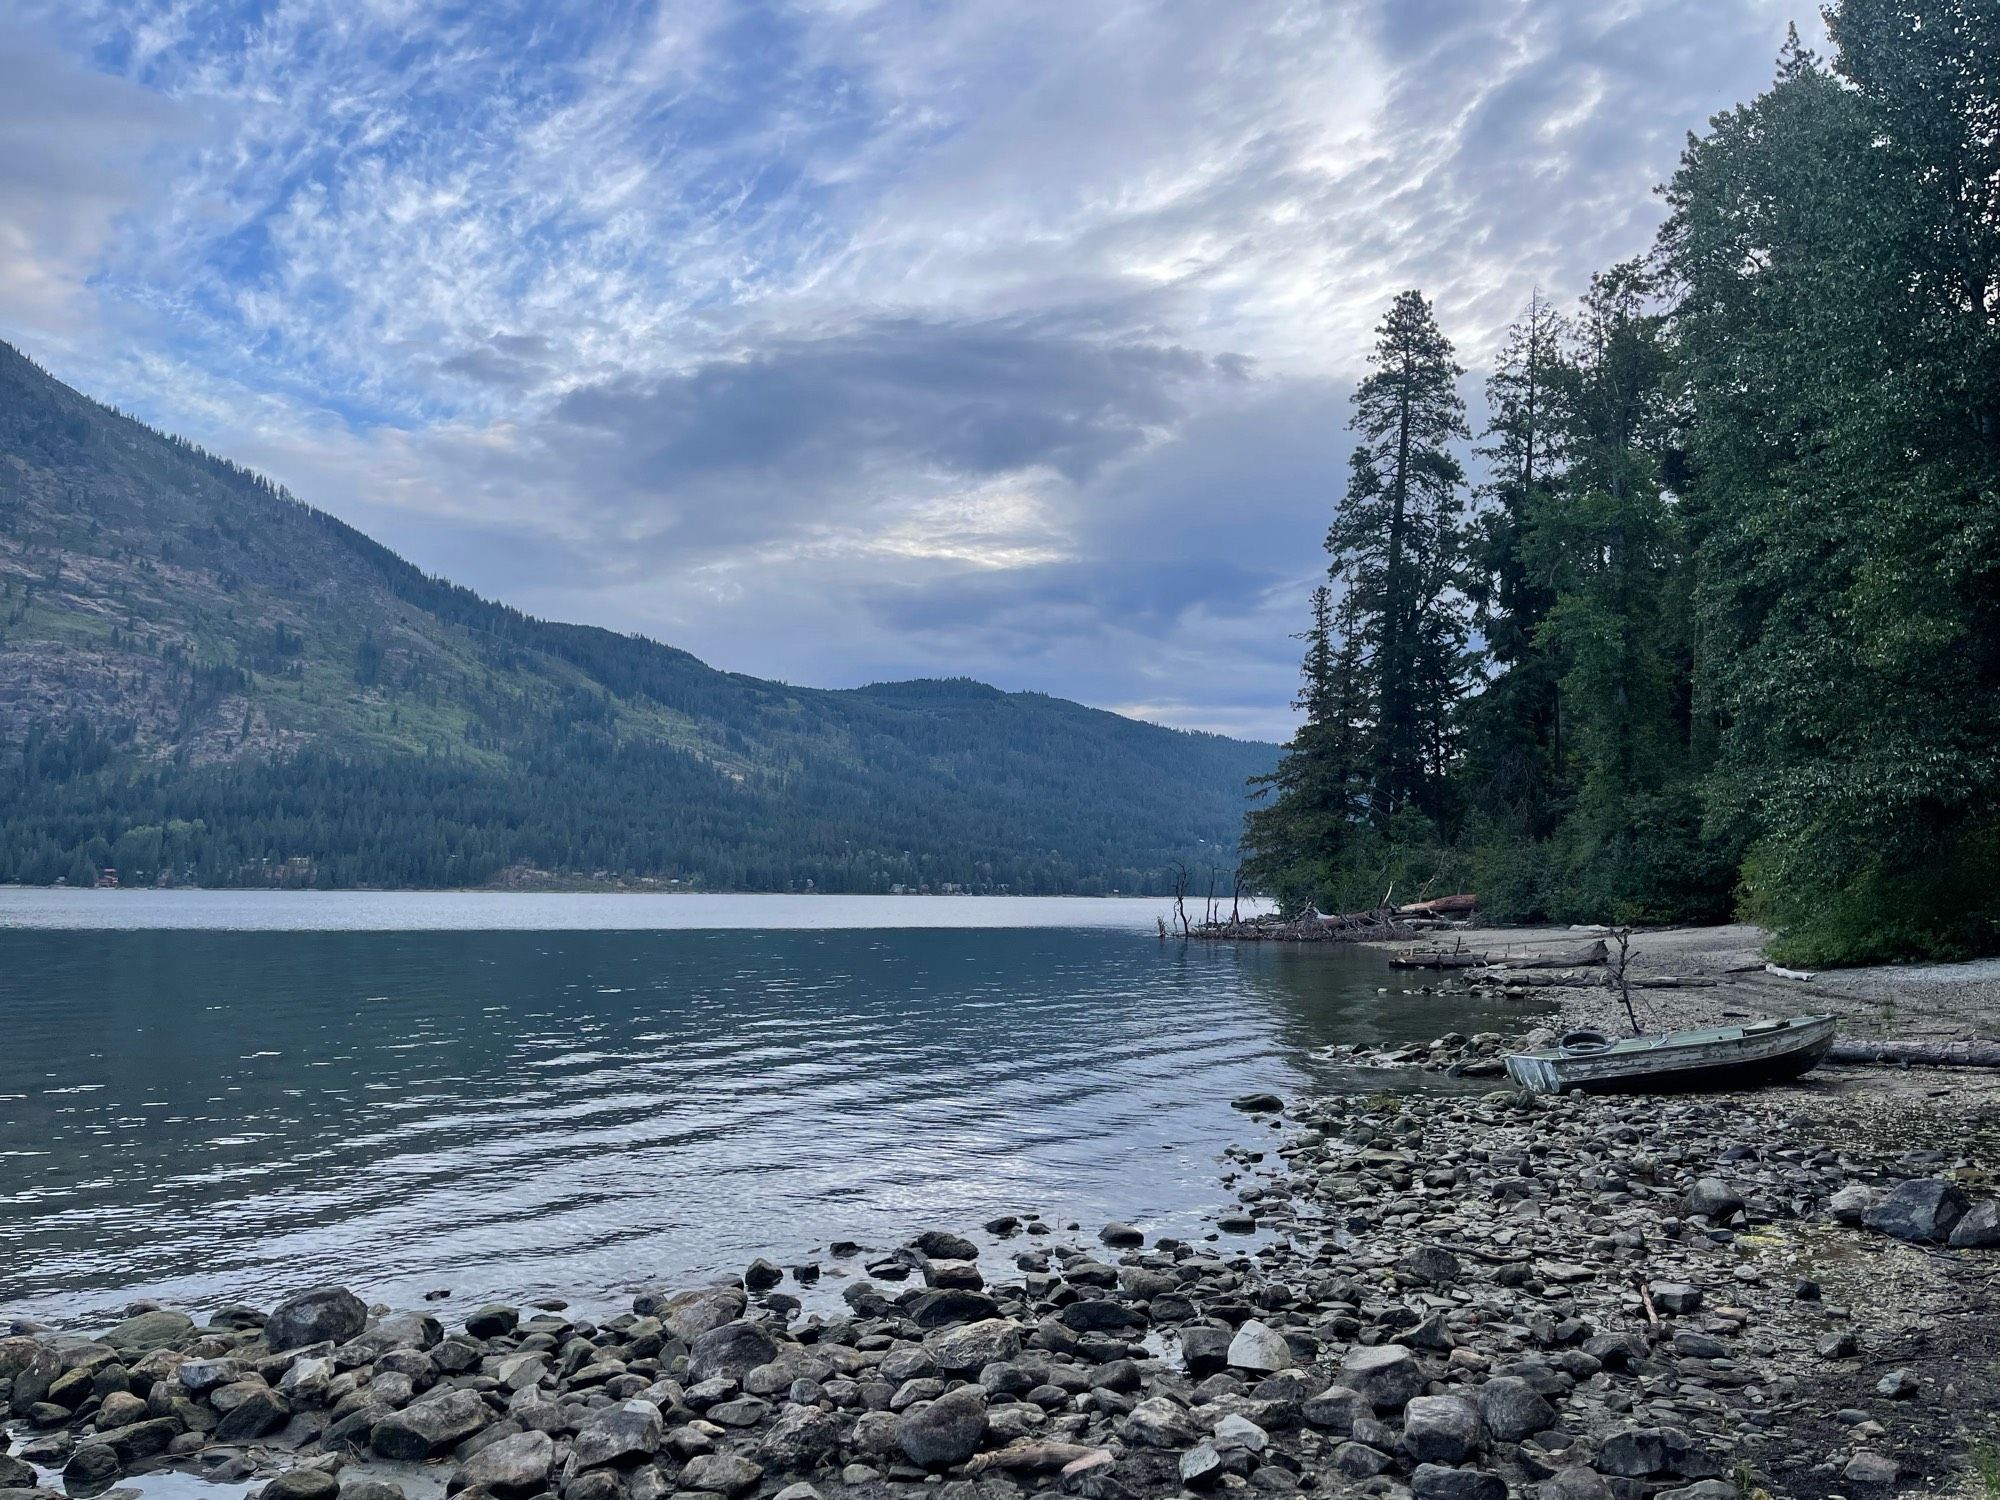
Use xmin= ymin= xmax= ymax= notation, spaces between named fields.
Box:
xmin=1559 ymin=1028 xmax=1614 ymax=1055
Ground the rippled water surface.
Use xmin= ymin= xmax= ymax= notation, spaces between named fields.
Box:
xmin=0 ymin=891 xmax=1528 ymax=1326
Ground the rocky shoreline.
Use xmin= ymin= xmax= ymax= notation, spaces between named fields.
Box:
xmin=6 ymin=956 xmax=2000 ymax=1500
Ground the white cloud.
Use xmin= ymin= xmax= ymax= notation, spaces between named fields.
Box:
xmin=0 ymin=0 xmax=1825 ymax=739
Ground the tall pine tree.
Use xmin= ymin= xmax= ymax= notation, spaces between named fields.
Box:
xmin=1462 ymin=291 xmax=1572 ymax=844
xmin=1326 ymin=290 xmax=1472 ymax=828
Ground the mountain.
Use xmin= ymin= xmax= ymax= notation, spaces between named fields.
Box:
xmin=0 ymin=342 xmax=1276 ymax=893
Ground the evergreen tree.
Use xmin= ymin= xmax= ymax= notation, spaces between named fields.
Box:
xmin=1462 ymin=291 xmax=1572 ymax=842
xmin=1326 ymin=290 xmax=1472 ymax=826
xmin=1242 ymin=583 xmax=1369 ymax=906
xmin=1662 ymin=16 xmax=2000 ymax=958
xmin=1526 ymin=261 xmax=1726 ymax=921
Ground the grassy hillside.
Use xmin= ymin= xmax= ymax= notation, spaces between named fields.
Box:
xmin=0 ymin=342 xmax=1274 ymax=892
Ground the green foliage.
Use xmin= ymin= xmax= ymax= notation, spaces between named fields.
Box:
xmin=1662 ymin=11 xmax=2000 ymax=962
xmin=1247 ymin=1 xmax=2000 ymax=962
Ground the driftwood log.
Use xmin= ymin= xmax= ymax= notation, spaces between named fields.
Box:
xmin=1472 ymin=969 xmax=1716 ymax=990
xmin=1187 ymin=906 xmax=1419 ymax=944
xmin=1389 ymin=951 xmax=1490 ymax=970
xmin=1499 ymin=940 xmax=1608 ymax=970
xmin=1828 ymin=1038 xmax=2000 ymax=1069
xmin=1396 ymin=893 xmax=1478 ymax=917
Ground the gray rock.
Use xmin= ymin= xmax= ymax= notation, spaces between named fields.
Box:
xmin=1410 ymin=1464 xmax=1506 ymax=1500
xmin=1180 ymin=1326 xmax=1232 ymax=1376
xmin=370 ymin=1389 xmax=490 ymax=1460
xmin=680 ymin=1455 xmax=764 ymax=1495
xmin=278 ymin=1356 xmax=335 ymax=1405
xmin=214 ymin=1386 xmax=290 ymax=1441
xmin=1539 ymin=1468 xmax=1613 ymax=1500
xmin=1477 ymin=1376 xmax=1556 ymax=1441
xmin=1119 ymin=1397 xmax=1198 ymax=1449
xmin=63 ymin=1445 xmax=121 ymax=1491
xmin=1875 ymin=1368 xmax=1920 ymax=1399
xmin=1680 ymin=1178 xmax=1743 ymax=1220
xmin=1180 ymin=1443 xmax=1225 ymax=1486
xmin=1672 ymin=1331 xmax=1728 ymax=1360
xmin=1214 ymin=1414 xmax=1268 ymax=1453
xmin=1339 ymin=1344 xmax=1426 ymax=1411
xmin=1232 ymin=1093 xmax=1283 ymax=1113
xmin=1099 ymin=1223 xmax=1144 ymax=1247
xmin=258 ymin=1472 xmax=339 ymax=1500
xmin=338 ymin=1312 xmax=441 ymax=1361
xmin=1226 ymin=1319 xmax=1292 ymax=1373
xmin=1828 ymin=1184 xmax=1880 ymax=1225
xmin=1648 ymin=1283 xmax=1702 ymax=1316
xmin=1596 ymin=1428 xmax=1677 ymax=1478
xmin=266 ymin=1289 xmax=367 ymax=1353
xmin=688 ymin=1321 xmax=779 ymax=1382
xmin=451 ymin=1430 xmax=553 ymax=1496
xmin=896 ymin=1386 xmax=988 ymax=1468
xmin=1402 ymin=1396 xmax=1484 ymax=1464
xmin=571 ymin=1400 xmax=665 ymax=1468
xmin=926 ymin=1319 xmax=1020 ymax=1377
xmin=493 ymin=1354 xmax=547 ymax=1394
xmin=758 ymin=1406 xmax=840 ymax=1469
xmin=463 ymin=1306 xmax=519 ymax=1340
xmin=1843 ymin=1452 xmax=1899 ymax=1486
xmin=772 ymin=1485 xmax=821 ymax=1500
xmin=910 ymin=1230 xmax=979 ymax=1261
xmin=338 ymin=1482 xmax=406 ymax=1500
xmin=1059 ymin=1298 xmax=1145 ymax=1334
xmin=1862 ymin=1179 xmax=1969 ymax=1242
xmin=645 ymin=1286 xmax=748 ymax=1343
xmin=101 ymin=1311 xmax=193 ymax=1358
xmin=176 ymin=1357 xmax=240 ymax=1394
xmin=1946 ymin=1199 xmax=2000 ymax=1248
xmin=744 ymin=1259 xmax=784 ymax=1292
xmin=1333 ymin=1442 xmax=1391 ymax=1478
xmin=906 ymin=1289 xmax=1001 ymax=1329
xmin=706 ymin=1396 xmax=770 ymax=1428
xmin=0 ymin=1457 xmax=35 ymax=1491
xmin=1303 ymin=1385 xmax=1370 ymax=1435
xmin=1396 ymin=1247 xmax=1461 ymax=1286
xmin=95 ymin=1419 xmax=178 ymax=1465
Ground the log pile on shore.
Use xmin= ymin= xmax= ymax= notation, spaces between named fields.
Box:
xmin=1185 ymin=908 xmax=1420 ymax=944
xmin=1185 ymin=895 xmax=1477 ymax=945
xmin=5 ymin=1069 xmax=1998 ymax=1500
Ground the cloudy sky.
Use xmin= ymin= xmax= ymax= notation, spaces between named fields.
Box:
xmin=1 ymin=0 xmax=1815 ymax=741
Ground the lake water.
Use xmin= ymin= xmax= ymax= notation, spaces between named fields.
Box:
xmin=0 ymin=890 xmax=1528 ymax=1330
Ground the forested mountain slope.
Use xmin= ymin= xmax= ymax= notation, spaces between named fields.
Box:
xmin=0 ymin=343 xmax=1273 ymax=891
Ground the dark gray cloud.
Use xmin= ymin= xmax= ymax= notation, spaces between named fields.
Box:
xmin=553 ymin=318 xmax=1224 ymax=490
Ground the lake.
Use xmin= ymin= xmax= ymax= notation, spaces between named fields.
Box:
xmin=0 ymin=890 xmax=1527 ymax=1329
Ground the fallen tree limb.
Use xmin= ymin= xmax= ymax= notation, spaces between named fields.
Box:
xmin=1499 ymin=940 xmax=1608 ymax=970
xmin=1765 ymin=962 xmax=1818 ymax=981
xmin=1389 ymin=950 xmax=1490 ymax=969
xmin=1472 ymin=969 xmax=1716 ymax=989
xmin=1396 ymin=893 xmax=1478 ymax=917
xmin=1828 ymin=1039 xmax=2000 ymax=1069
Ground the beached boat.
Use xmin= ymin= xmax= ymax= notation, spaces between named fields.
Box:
xmin=1503 ymin=1014 xmax=1837 ymax=1095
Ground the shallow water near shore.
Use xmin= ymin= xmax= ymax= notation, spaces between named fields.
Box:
xmin=0 ymin=891 xmax=1535 ymax=1329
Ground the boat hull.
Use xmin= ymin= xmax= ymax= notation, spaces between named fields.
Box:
xmin=1503 ymin=1016 xmax=1837 ymax=1095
